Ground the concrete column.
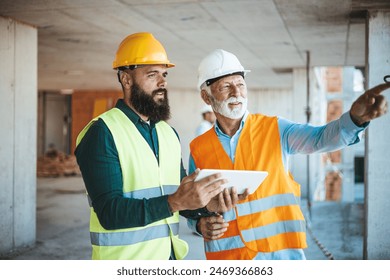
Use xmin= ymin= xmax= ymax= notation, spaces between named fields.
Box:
xmin=291 ymin=68 xmax=309 ymax=197
xmin=341 ymin=67 xmax=356 ymax=202
xmin=0 ymin=17 xmax=37 ymax=255
xmin=291 ymin=67 xmax=326 ymax=210
xmin=364 ymin=10 xmax=390 ymax=259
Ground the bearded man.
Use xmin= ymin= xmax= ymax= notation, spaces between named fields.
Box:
xmin=75 ymin=33 xmax=226 ymax=260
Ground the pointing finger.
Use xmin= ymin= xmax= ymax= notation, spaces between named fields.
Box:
xmin=365 ymin=83 xmax=390 ymax=96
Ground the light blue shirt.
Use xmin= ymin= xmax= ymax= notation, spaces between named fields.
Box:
xmin=188 ymin=110 xmax=367 ymax=260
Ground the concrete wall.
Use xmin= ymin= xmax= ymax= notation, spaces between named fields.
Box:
xmin=168 ymin=88 xmax=205 ymax=170
xmin=0 ymin=17 xmax=37 ymax=254
xmin=365 ymin=10 xmax=390 ymax=260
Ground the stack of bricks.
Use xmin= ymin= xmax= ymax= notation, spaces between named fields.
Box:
xmin=37 ymin=150 xmax=81 ymax=177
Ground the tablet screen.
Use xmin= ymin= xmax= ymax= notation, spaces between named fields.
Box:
xmin=195 ymin=169 xmax=268 ymax=194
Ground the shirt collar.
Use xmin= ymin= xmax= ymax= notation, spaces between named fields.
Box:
xmin=214 ymin=110 xmax=249 ymax=137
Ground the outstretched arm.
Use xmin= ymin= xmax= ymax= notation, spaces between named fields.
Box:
xmin=280 ymin=83 xmax=390 ymax=157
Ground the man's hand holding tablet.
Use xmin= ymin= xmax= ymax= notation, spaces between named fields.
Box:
xmin=195 ymin=169 xmax=268 ymax=195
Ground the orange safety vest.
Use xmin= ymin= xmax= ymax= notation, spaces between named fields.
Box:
xmin=190 ymin=114 xmax=307 ymax=260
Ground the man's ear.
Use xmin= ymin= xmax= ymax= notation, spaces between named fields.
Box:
xmin=119 ymin=71 xmax=132 ymax=90
xmin=201 ymin=90 xmax=212 ymax=105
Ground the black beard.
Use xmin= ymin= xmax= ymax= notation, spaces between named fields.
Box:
xmin=130 ymin=83 xmax=171 ymax=122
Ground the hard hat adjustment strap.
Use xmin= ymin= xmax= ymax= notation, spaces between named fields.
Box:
xmin=117 ymin=65 xmax=138 ymax=83
xmin=205 ymin=71 xmax=245 ymax=87
xmin=118 ymin=65 xmax=138 ymax=71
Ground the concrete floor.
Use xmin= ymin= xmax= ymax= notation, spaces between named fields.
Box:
xmin=2 ymin=176 xmax=364 ymax=260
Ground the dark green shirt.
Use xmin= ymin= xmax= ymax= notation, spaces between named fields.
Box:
xmin=75 ymin=99 xmax=207 ymax=230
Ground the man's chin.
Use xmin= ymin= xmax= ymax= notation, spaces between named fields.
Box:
xmin=222 ymin=110 xmax=245 ymax=119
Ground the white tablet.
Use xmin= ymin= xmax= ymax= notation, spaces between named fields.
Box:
xmin=194 ymin=169 xmax=268 ymax=194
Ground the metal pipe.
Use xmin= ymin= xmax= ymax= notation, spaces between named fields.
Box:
xmin=306 ymin=50 xmax=312 ymax=219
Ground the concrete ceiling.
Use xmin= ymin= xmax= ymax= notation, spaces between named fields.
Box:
xmin=1 ymin=0 xmax=390 ymax=91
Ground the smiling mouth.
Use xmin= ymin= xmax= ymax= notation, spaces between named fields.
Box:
xmin=153 ymin=90 xmax=166 ymax=100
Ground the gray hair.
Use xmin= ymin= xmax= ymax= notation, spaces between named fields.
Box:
xmin=200 ymin=82 xmax=212 ymax=96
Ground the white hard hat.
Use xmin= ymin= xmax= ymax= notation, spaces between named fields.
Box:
xmin=197 ymin=49 xmax=250 ymax=89
xmin=200 ymin=104 xmax=213 ymax=114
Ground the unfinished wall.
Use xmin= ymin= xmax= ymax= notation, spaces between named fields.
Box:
xmin=71 ymin=90 xmax=122 ymax=154
xmin=0 ymin=17 xmax=37 ymax=254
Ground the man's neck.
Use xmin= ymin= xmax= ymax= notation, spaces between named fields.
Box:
xmin=215 ymin=114 xmax=243 ymax=137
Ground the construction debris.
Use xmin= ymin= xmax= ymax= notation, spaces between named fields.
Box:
xmin=37 ymin=148 xmax=81 ymax=177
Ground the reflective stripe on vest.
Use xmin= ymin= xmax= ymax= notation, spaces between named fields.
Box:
xmin=77 ymin=108 xmax=188 ymax=260
xmin=221 ymin=193 xmax=301 ymax=222
xmin=87 ymin=185 xmax=178 ymax=207
xmin=205 ymin=220 xmax=306 ymax=253
xmin=91 ymin=222 xmax=179 ymax=246
xmin=124 ymin=185 xmax=178 ymax=198
xmin=190 ymin=114 xmax=307 ymax=260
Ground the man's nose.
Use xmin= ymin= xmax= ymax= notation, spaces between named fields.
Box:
xmin=157 ymin=75 xmax=167 ymax=88
xmin=229 ymin=84 xmax=240 ymax=97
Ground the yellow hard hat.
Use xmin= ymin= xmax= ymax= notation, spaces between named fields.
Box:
xmin=112 ymin=32 xmax=174 ymax=69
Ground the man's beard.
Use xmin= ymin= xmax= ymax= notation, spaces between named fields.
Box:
xmin=130 ymin=83 xmax=171 ymax=122
xmin=209 ymin=95 xmax=247 ymax=119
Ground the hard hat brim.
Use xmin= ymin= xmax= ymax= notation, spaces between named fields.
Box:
xmin=205 ymin=71 xmax=250 ymax=87
xmin=113 ymin=62 xmax=175 ymax=70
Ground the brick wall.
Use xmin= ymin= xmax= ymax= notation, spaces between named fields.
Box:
xmin=325 ymin=67 xmax=343 ymax=93
xmin=324 ymin=67 xmax=343 ymax=200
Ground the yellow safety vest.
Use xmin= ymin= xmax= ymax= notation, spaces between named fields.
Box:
xmin=190 ymin=114 xmax=307 ymax=260
xmin=76 ymin=108 xmax=188 ymax=260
